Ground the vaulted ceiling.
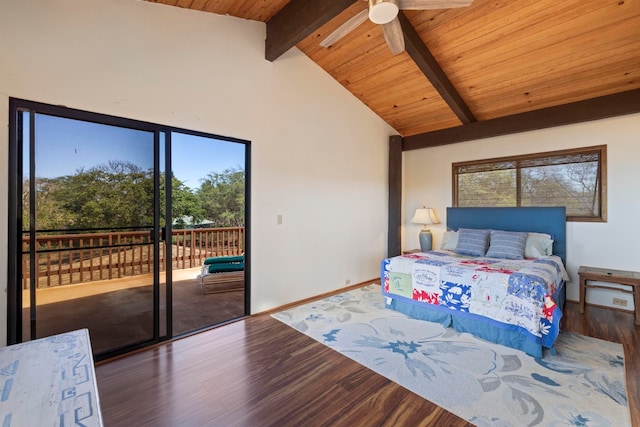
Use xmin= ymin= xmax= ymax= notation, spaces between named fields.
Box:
xmin=147 ymin=0 xmax=640 ymax=144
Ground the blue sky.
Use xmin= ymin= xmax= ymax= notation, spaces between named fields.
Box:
xmin=171 ymin=132 xmax=245 ymax=190
xmin=31 ymin=114 xmax=245 ymax=190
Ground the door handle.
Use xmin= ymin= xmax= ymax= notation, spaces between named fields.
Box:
xmin=149 ymin=228 xmax=167 ymax=242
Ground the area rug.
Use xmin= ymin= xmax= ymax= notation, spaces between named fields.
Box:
xmin=272 ymin=284 xmax=631 ymax=427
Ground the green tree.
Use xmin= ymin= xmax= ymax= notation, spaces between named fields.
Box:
xmin=168 ymin=175 xmax=205 ymax=229
xmin=458 ymin=170 xmax=516 ymax=207
xmin=53 ymin=160 xmax=155 ymax=229
xmin=23 ymin=178 xmax=74 ymax=231
xmin=24 ymin=162 xmax=245 ymax=232
xmin=197 ymin=167 xmax=245 ymax=227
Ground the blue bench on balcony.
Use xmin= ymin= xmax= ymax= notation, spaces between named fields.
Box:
xmin=198 ymin=255 xmax=245 ymax=294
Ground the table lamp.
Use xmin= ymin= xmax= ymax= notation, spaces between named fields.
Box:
xmin=410 ymin=207 xmax=440 ymax=252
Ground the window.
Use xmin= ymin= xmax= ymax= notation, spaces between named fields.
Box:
xmin=453 ymin=145 xmax=606 ymax=222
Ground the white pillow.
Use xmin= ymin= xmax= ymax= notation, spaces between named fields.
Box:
xmin=525 ymin=232 xmax=554 ymax=258
xmin=440 ymin=231 xmax=459 ymax=250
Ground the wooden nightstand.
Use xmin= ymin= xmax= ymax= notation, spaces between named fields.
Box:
xmin=402 ymin=249 xmax=422 ymax=255
xmin=579 ymin=265 xmax=640 ymax=326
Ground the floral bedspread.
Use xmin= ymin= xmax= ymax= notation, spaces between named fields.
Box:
xmin=381 ymin=250 xmax=568 ymax=345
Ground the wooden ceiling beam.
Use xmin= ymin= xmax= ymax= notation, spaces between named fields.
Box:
xmin=398 ymin=12 xmax=476 ymax=125
xmin=402 ymin=88 xmax=640 ymax=151
xmin=266 ymin=0 xmax=356 ymax=62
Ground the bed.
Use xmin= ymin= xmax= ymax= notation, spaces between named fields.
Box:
xmin=381 ymin=207 xmax=568 ymax=357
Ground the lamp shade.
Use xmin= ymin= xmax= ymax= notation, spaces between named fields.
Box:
xmin=410 ymin=208 xmax=440 ymax=228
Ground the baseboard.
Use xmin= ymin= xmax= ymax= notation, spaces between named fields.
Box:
xmin=254 ymin=277 xmax=379 ymax=316
xmin=582 ymin=301 xmax=634 ymax=314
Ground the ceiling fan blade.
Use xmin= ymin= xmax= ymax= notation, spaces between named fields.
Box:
xmin=381 ymin=17 xmax=405 ymax=55
xmin=320 ymin=9 xmax=369 ymax=48
xmin=398 ymin=0 xmax=473 ymax=9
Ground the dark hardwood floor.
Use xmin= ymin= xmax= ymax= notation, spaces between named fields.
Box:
xmin=96 ymin=299 xmax=639 ymax=426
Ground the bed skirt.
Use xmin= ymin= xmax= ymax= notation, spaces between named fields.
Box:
xmin=384 ymin=284 xmax=566 ymax=358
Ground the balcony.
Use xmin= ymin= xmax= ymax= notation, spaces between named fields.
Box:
xmin=20 ymin=227 xmax=246 ymax=356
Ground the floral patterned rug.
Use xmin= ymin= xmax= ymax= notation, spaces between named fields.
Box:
xmin=272 ymin=284 xmax=630 ymax=427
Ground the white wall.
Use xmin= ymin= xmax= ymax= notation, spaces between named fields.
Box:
xmin=404 ymin=113 xmax=640 ymax=307
xmin=0 ymin=0 xmax=396 ymax=345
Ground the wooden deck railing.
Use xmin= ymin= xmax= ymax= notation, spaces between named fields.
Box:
xmin=21 ymin=227 xmax=244 ymax=289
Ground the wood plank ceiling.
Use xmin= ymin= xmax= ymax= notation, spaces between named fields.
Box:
xmin=147 ymin=0 xmax=640 ymax=139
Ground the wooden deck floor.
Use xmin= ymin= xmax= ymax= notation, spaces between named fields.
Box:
xmin=26 ymin=267 xmax=245 ymax=356
xmin=25 ymin=267 xmax=203 ymax=307
xmin=95 ymin=299 xmax=640 ymax=426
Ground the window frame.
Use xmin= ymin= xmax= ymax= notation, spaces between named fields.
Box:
xmin=7 ymin=97 xmax=252 ymax=356
xmin=452 ymin=145 xmax=607 ymax=222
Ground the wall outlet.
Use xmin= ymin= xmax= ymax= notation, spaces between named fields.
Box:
xmin=345 ymin=279 xmax=351 ymax=286
xmin=612 ymin=297 xmax=628 ymax=307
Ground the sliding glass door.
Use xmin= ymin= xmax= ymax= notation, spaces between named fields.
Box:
xmin=170 ymin=132 xmax=246 ymax=335
xmin=11 ymin=107 xmax=163 ymax=358
xmin=8 ymin=99 xmax=250 ymax=360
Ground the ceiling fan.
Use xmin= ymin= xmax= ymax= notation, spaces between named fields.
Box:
xmin=320 ymin=0 xmax=474 ymax=55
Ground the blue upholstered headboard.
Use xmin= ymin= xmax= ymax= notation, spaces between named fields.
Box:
xmin=446 ymin=207 xmax=567 ymax=265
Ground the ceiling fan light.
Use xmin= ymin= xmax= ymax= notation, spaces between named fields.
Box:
xmin=368 ymin=0 xmax=399 ymax=25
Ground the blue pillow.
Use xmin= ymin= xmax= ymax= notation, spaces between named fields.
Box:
xmin=454 ymin=228 xmax=490 ymax=257
xmin=485 ymin=230 xmax=527 ymax=259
